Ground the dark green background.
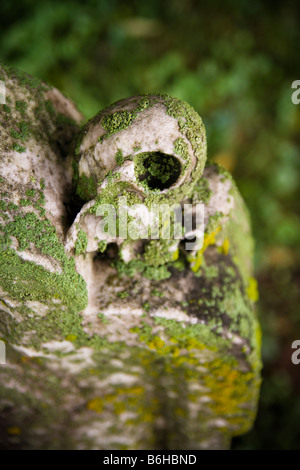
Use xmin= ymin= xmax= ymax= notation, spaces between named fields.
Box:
xmin=1 ymin=0 xmax=299 ymax=449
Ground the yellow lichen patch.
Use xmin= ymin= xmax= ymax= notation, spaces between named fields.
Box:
xmin=247 ymin=277 xmax=259 ymax=302
xmin=86 ymin=397 xmax=103 ymax=413
xmin=167 ymin=332 xmax=216 ymax=354
xmin=185 ymin=337 xmax=206 ymax=351
xmin=203 ymin=358 xmax=257 ymax=433
xmin=188 ymin=226 xmax=221 ymax=272
xmin=189 ymin=251 xmax=203 ymax=273
xmin=221 ymin=238 xmax=230 ymax=255
xmin=101 ymin=386 xmax=145 ymax=410
xmin=255 ymin=323 xmax=262 ymax=351
xmin=65 ymin=334 xmax=77 ymax=341
xmin=130 ymin=326 xmax=140 ymax=334
xmin=148 ymin=336 xmax=165 ymax=350
xmin=204 ymin=226 xmax=221 ymax=247
xmin=126 ymin=386 xmax=144 ymax=396
xmin=172 ymin=347 xmax=180 ymax=357
xmin=7 ymin=426 xmax=21 ymax=435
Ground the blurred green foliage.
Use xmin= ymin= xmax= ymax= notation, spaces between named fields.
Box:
xmin=0 ymin=0 xmax=300 ymax=449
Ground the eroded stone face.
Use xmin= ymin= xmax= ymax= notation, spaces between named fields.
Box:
xmin=0 ymin=73 xmax=261 ymax=450
xmin=73 ymin=94 xmax=207 ymax=199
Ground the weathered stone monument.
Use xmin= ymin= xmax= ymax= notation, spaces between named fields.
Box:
xmin=0 ymin=64 xmax=261 ymax=449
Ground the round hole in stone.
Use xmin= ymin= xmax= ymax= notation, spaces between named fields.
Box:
xmin=135 ymin=152 xmax=181 ymax=191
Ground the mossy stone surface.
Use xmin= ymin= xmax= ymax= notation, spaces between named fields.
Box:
xmin=0 ymin=70 xmax=261 ymax=449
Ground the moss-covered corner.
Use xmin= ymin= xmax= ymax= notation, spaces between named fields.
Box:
xmin=0 ymin=63 xmax=80 ymax=158
xmin=0 ymin=64 xmax=87 ymax=312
